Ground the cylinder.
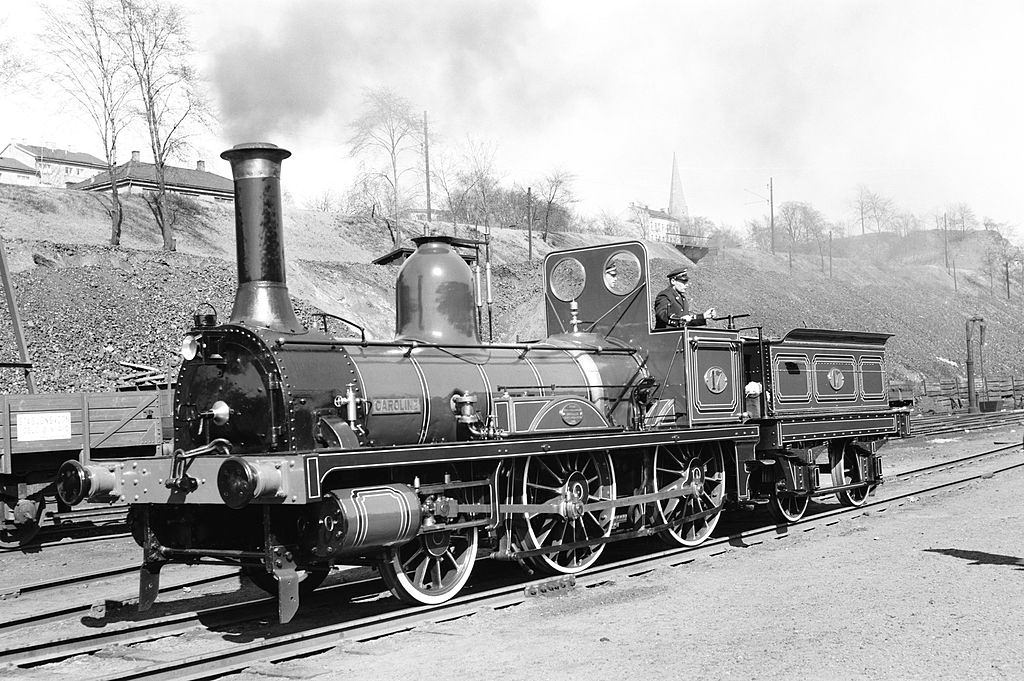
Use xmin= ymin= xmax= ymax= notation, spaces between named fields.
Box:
xmin=219 ymin=142 xmax=302 ymax=332
xmin=313 ymin=484 xmax=421 ymax=557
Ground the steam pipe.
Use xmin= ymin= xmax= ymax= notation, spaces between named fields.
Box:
xmin=219 ymin=142 xmax=302 ymax=333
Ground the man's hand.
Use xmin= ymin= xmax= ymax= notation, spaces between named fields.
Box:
xmin=704 ymin=307 xmax=716 ymax=319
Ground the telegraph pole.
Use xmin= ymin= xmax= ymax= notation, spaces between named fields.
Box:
xmin=943 ymin=213 xmax=949 ymax=271
xmin=769 ymin=177 xmax=775 ymax=255
xmin=527 ymin=187 xmax=533 ymax=263
xmin=423 ymin=111 xmax=432 ymax=224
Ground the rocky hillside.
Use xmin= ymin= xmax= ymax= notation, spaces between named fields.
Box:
xmin=0 ymin=183 xmax=1020 ymax=394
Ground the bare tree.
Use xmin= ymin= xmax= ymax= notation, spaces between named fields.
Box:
xmin=947 ymin=202 xmax=978 ymax=232
xmin=852 ymin=185 xmax=895 ymax=234
xmin=745 ymin=215 xmax=772 ymax=251
xmin=348 ymin=87 xmax=421 ymax=242
xmin=463 ymin=137 xmax=499 ymax=232
xmin=113 ymin=0 xmax=205 ymax=251
xmin=778 ymin=201 xmax=824 ymax=269
xmin=44 ymin=0 xmax=133 ymax=246
xmin=431 ymin=149 xmax=475 ymax=236
xmin=890 ymin=212 xmax=921 ymax=238
xmin=304 ymin=189 xmax=336 ymax=212
xmin=0 ymin=19 xmax=25 ymax=90
xmin=344 ymin=167 xmax=401 ymax=246
xmin=596 ymin=209 xmax=628 ymax=237
xmin=538 ymin=169 xmax=576 ymax=241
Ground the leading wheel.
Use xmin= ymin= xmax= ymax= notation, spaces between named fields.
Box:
xmin=243 ymin=565 xmax=330 ymax=596
xmin=0 ymin=495 xmax=45 ymax=549
xmin=516 ymin=451 xmax=616 ymax=575
xmin=379 ymin=526 xmax=479 ymax=605
xmin=768 ymin=490 xmax=809 ymax=523
xmin=653 ymin=442 xmax=726 ymax=547
xmin=833 ymin=443 xmax=875 ymax=507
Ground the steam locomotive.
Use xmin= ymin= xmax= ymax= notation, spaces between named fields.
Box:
xmin=57 ymin=143 xmax=910 ymax=623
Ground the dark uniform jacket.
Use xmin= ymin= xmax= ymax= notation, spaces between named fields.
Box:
xmin=654 ymin=286 xmax=707 ymax=329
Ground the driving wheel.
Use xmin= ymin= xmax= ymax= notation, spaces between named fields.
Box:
xmin=516 ymin=451 xmax=616 ymax=575
xmin=653 ymin=442 xmax=726 ymax=547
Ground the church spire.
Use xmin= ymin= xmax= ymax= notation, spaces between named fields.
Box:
xmin=667 ymin=152 xmax=689 ymax=224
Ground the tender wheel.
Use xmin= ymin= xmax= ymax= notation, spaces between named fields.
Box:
xmin=769 ymin=490 xmax=809 ymax=523
xmin=516 ymin=452 xmax=616 ymax=575
xmin=653 ymin=442 xmax=726 ymax=547
xmin=0 ymin=495 xmax=45 ymax=549
xmin=833 ymin=443 xmax=875 ymax=507
xmin=379 ymin=526 xmax=479 ymax=605
xmin=242 ymin=566 xmax=330 ymax=596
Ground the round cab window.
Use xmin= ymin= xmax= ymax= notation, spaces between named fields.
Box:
xmin=603 ymin=251 xmax=642 ymax=295
xmin=549 ymin=257 xmax=586 ymax=301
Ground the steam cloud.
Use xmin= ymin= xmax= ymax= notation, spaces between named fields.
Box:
xmin=210 ymin=0 xmax=600 ymax=144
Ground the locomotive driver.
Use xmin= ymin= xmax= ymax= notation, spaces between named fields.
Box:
xmin=654 ymin=267 xmax=716 ymax=329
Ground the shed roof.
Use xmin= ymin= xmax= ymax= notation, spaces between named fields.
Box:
xmin=12 ymin=144 xmax=106 ymax=168
xmin=73 ymin=160 xmax=233 ymax=195
xmin=0 ymin=157 xmax=39 ymax=174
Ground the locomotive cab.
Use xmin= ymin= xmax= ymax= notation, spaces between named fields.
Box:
xmin=543 ymin=242 xmax=745 ymax=429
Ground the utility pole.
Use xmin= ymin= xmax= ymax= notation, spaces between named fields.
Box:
xmin=527 ymin=186 xmax=533 ymax=263
xmin=769 ymin=177 xmax=775 ymax=255
xmin=829 ymin=230 xmax=833 ymax=278
xmin=422 ymin=111 xmax=432 ymax=224
xmin=0 ymin=235 xmax=35 ymax=393
xmin=943 ymin=213 xmax=949 ymax=271
xmin=1006 ymin=261 xmax=1011 ymax=300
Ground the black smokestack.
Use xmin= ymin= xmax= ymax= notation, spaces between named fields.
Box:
xmin=219 ymin=142 xmax=301 ymax=333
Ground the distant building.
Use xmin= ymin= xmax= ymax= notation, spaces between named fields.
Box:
xmin=73 ymin=151 xmax=233 ymax=201
xmin=0 ymin=157 xmax=41 ymax=186
xmin=626 ymin=203 xmax=680 ymax=242
xmin=0 ymin=143 xmax=107 ymax=188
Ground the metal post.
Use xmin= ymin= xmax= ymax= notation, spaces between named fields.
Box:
xmin=527 ymin=186 xmax=533 ymax=263
xmin=0 ymin=235 xmax=36 ymax=393
xmin=828 ymin=231 xmax=833 ymax=278
xmin=943 ymin=214 xmax=949 ymax=271
xmin=423 ymin=111 xmax=432 ymax=224
xmin=965 ymin=317 xmax=983 ymax=414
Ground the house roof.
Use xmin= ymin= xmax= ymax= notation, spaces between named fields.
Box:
xmin=645 ymin=207 xmax=677 ymax=221
xmin=73 ymin=160 xmax=233 ymax=196
xmin=0 ymin=157 xmax=39 ymax=175
xmin=12 ymin=144 xmax=106 ymax=168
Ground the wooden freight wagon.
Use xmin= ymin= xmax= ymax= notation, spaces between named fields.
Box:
xmin=0 ymin=390 xmax=172 ymax=547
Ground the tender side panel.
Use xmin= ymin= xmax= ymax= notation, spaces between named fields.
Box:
xmin=768 ymin=342 xmax=890 ymax=415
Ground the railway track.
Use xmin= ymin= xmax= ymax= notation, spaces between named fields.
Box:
xmin=3 ymin=441 xmax=1020 ymax=681
xmin=910 ymin=409 xmax=1024 ymax=438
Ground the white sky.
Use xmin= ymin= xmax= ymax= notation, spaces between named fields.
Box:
xmin=2 ymin=0 xmax=1023 ymax=233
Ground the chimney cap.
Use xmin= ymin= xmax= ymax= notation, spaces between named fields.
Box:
xmin=220 ymin=142 xmax=291 ymax=162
